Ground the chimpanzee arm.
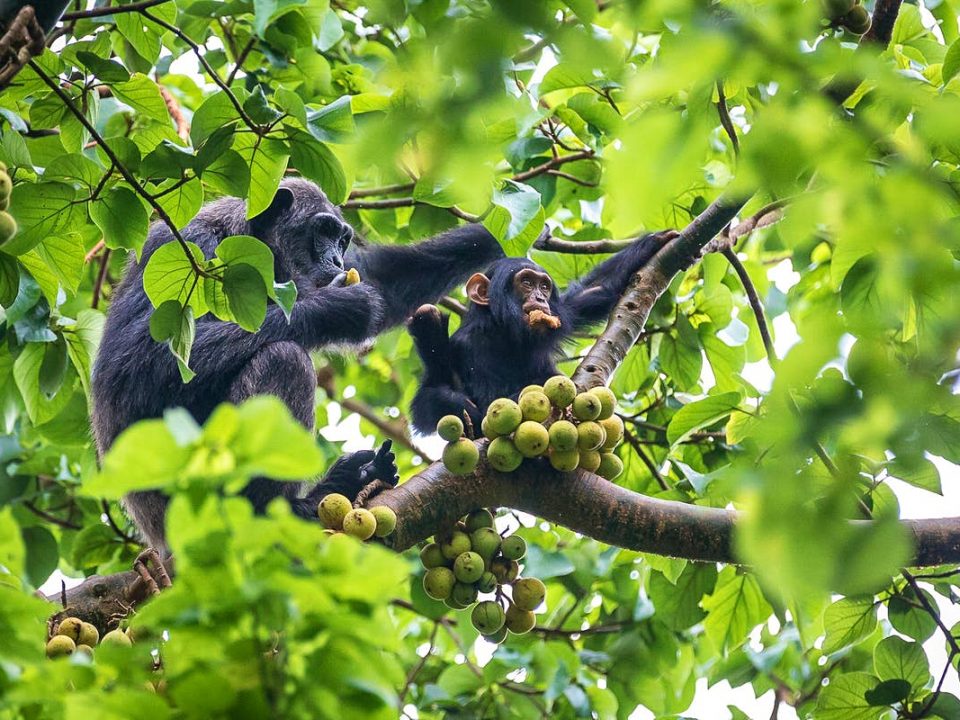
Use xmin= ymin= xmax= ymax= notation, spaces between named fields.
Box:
xmin=560 ymin=231 xmax=675 ymax=330
xmin=347 ymin=224 xmax=504 ymax=330
xmin=291 ymin=441 xmax=399 ymax=518
xmin=406 ymin=304 xmax=481 ymax=433
xmin=190 ymin=281 xmax=385 ymax=374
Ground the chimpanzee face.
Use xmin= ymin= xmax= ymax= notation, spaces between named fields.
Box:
xmin=512 ymin=268 xmax=553 ymax=315
xmin=466 ymin=260 xmax=562 ymax=333
xmin=253 ymin=179 xmax=355 ymax=289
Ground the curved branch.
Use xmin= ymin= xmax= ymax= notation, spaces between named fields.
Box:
xmin=571 ymin=193 xmax=747 ymax=389
xmin=533 ymin=235 xmax=633 ymax=254
xmin=48 ymin=456 xmax=960 ymax=629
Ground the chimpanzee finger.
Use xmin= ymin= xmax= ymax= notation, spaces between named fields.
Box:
xmin=330 ymin=271 xmax=349 ymax=287
xmin=375 ymin=439 xmax=394 ymax=460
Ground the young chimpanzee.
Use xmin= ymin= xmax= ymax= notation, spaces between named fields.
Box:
xmin=92 ymin=178 xmax=505 ymax=552
xmin=408 ymin=230 xmax=678 ymax=434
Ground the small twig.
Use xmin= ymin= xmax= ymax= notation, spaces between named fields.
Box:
xmin=354 ymin=480 xmax=391 ymax=509
xmin=622 ymin=427 xmax=669 ymax=491
xmin=84 ymin=239 xmax=106 ymax=263
xmin=226 ymin=36 xmax=256 ymax=85
xmin=101 ymin=499 xmax=138 ymax=545
xmin=511 ymin=149 xmax=595 ymax=183
xmin=343 ymin=197 xmax=415 ymax=210
xmin=91 ymin=248 xmax=111 ymax=309
xmin=715 ymin=80 xmax=740 ymax=156
xmin=399 ymin=622 xmax=439 ymax=703
xmin=902 ymin=570 xmax=960 ymax=656
xmin=23 ymin=501 xmax=82 ymax=530
xmin=545 ymin=169 xmax=598 ymax=187
xmin=722 ymin=248 xmax=774 ymax=360
xmin=534 ymin=235 xmax=633 ymax=254
xmin=140 ymin=9 xmax=263 ymax=135
xmin=62 ymin=0 xmax=172 ymax=21
xmin=438 ymin=296 xmax=467 ymax=316
xmin=349 ymin=182 xmax=416 ymax=199
xmin=318 ymin=372 xmax=429 ymax=457
xmin=158 ymin=85 xmax=190 ymax=141
xmin=29 ymin=60 xmax=207 ymax=276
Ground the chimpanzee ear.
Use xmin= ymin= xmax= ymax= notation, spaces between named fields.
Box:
xmin=466 ymin=273 xmax=491 ymax=306
xmin=249 ymin=187 xmax=295 ymax=236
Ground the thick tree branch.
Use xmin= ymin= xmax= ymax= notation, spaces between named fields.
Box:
xmin=48 ymin=456 xmax=960 ymax=629
xmin=571 ymin=193 xmax=747 ymax=389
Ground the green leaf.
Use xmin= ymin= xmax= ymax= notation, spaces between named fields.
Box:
xmin=659 ymin=331 xmax=703 ymax=390
xmin=648 ymin=563 xmax=718 ymax=631
xmin=143 ymin=241 xmax=207 ymax=314
xmin=236 ymin=136 xmax=290 ymax=219
xmin=5 ymin=182 xmax=82 ymax=256
xmin=874 ymin=636 xmax=930 ymax=695
xmin=540 ymin=63 xmax=598 ymax=95
xmin=667 ymin=392 xmax=741 ymax=445
xmin=71 ymin=524 xmax=120 ymax=569
xmin=86 ymin=419 xmax=193 ymax=498
xmin=943 ymin=39 xmax=960 ymax=85
xmin=149 ymin=300 xmax=197 ymax=383
xmin=701 ymin=566 xmax=772 ymax=653
xmin=822 ymin=596 xmax=878 ymax=654
xmin=202 ymin=150 xmax=250 ymax=198
xmin=483 ymin=181 xmax=543 ymax=256
xmin=155 ymin=177 xmax=204 ymax=230
xmin=305 ymin=96 xmax=355 ymax=143
xmin=91 ymin=186 xmax=150 ymax=255
xmin=191 ymin=91 xmax=243 ymax=146
xmin=886 ymin=456 xmax=941 ymax=494
xmin=115 ymin=10 xmax=162 ymax=64
xmin=223 ymin=264 xmax=267 ymax=332
xmin=75 ymin=51 xmax=130 ymax=83
xmin=253 ymin=0 xmax=307 ymax=36
xmin=21 ymin=526 xmax=58 ymax=588
xmin=63 ymin=309 xmax=105 ymax=400
xmin=112 ymin=74 xmax=170 ymax=123
xmin=33 ymin=234 xmax=85 ymax=295
xmin=888 ymin=591 xmax=938 ymax=642
xmin=13 ymin=343 xmax=74 ymax=424
xmin=288 ymin=130 xmax=347 ymax=204
xmin=215 ymin=235 xmax=275 ymax=290
xmin=229 ymin=397 xmax=324 ymax=478
xmin=38 ymin=337 xmax=68 ymax=399
xmin=815 ymin=672 xmax=885 ymax=720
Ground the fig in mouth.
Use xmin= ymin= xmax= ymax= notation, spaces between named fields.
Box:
xmin=527 ymin=309 xmax=561 ymax=329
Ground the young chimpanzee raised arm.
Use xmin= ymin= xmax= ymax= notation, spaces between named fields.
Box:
xmin=92 ymin=178 xmax=505 ymax=553
xmin=408 ymin=230 xmax=678 ymax=434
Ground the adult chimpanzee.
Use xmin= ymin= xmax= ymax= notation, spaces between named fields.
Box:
xmin=92 ymin=178 xmax=505 ymax=552
xmin=408 ymin=230 xmax=678 ymax=434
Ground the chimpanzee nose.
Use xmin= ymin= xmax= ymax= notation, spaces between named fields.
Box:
xmin=314 ymin=212 xmax=353 ymax=243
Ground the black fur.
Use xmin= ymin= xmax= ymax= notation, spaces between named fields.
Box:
xmin=91 ymin=178 xmax=503 ymax=551
xmin=409 ymin=232 xmax=674 ymax=434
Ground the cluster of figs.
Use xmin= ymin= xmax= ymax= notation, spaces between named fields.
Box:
xmin=45 ymin=617 xmax=133 ymax=659
xmin=822 ymin=0 xmax=871 ymax=34
xmin=420 ymin=509 xmax=544 ymax=643
xmin=439 ymin=375 xmax=625 ymax=480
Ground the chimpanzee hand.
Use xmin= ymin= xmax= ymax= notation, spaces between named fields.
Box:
xmin=317 ymin=440 xmax=398 ymax=500
xmin=359 ymin=440 xmax=399 ymax=487
xmin=407 ymin=304 xmax=449 ymax=349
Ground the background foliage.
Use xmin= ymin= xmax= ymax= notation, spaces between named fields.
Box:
xmin=0 ymin=0 xmax=959 ymax=718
